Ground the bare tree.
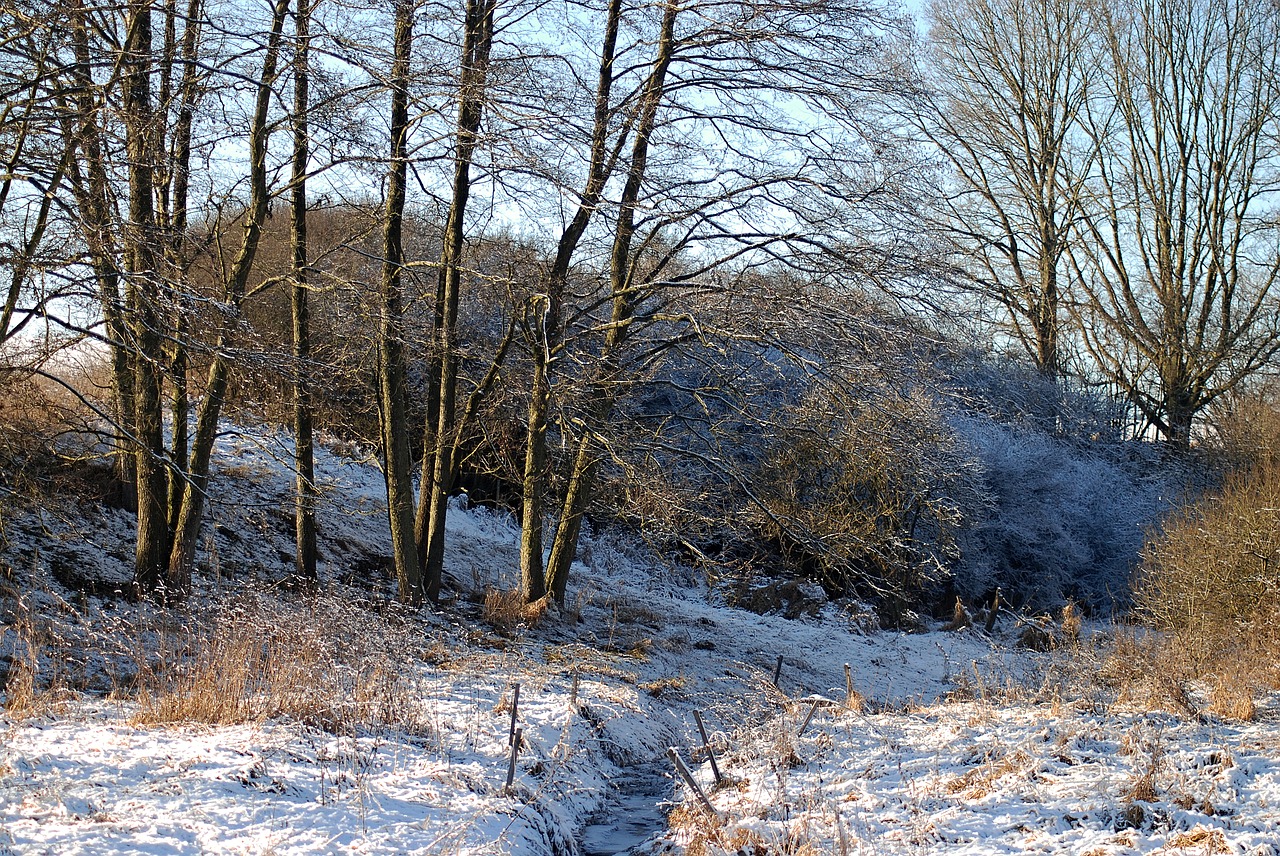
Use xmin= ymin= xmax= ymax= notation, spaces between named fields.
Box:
xmin=915 ymin=0 xmax=1096 ymax=381
xmin=1073 ymin=0 xmax=1280 ymax=446
xmin=523 ymin=0 xmax=919 ymax=605
xmin=376 ymin=0 xmax=423 ymax=603
xmin=515 ymin=0 xmax=649 ymax=603
xmin=418 ymin=0 xmax=497 ymax=603
xmin=166 ymin=0 xmax=294 ymax=591
xmin=291 ymin=0 xmax=318 ymax=584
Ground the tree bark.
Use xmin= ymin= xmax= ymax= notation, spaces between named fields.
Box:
xmin=518 ymin=0 xmax=627 ymax=602
xmin=419 ymin=0 xmax=496 ymax=603
xmin=543 ymin=0 xmax=678 ymax=604
xmin=121 ymin=0 xmax=172 ymax=596
xmin=166 ymin=0 xmax=291 ymax=591
xmin=378 ymin=0 xmax=423 ymax=604
xmin=291 ymin=0 xmax=318 ymax=584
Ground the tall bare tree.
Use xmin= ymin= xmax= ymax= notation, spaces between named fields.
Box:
xmin=1073 ymin=0 xmax=1280 ymax=446
xmin=291 ymin=0 xmax=318 ymax=584
xmin=522 ymin=0 xmax=919 ymax=604
xmin=418 ymin=0 xmax=497 ymax=603
xmin=377 ymin=0 xmax=423 ymax=603
xmin=516 ymin=0 xmax=634 ymax=603
xmin=916 ymin=0 xmax=1096 ymax=380
xmin=166 ymin=0 xmax=293 ymax=591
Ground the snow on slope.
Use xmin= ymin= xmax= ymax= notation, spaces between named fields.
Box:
xmin=2 ymin=425 xmax=1279 ymax=855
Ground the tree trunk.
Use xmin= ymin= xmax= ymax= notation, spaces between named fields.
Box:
xmin=121 ymin=0 xmax=172 ymax=596
xmin=68 ymin=0 xmax=136 ymax=509
xmin=517 ymin=0 xmax=626 ymax=602
xmin=166 ymin=0 xmax=290 ymax=591
xmin=291 ymin=0 xmax=317 ymax=584
xmin=420 ymin=0 xmax=496 ymax=603
xmin=163 ymin=0 xmax=200 ymax=533
xmin=543 ymin=0 xmax=678 ymax=604
xmin=378 ymin=0 xmax=422 ymax=604
xmin=519 ymin=348 xmax=550 ymax=601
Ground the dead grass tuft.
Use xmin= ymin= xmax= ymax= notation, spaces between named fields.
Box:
xmin=2 ymin=596 xmax=71 ymax=717
xmin=942 ymin=596 xmax=971 ymax=631
xmin=1127 ymin=769 xmax=1158 ymax=804
xmin=483 ymin=588 xmax=549 ymax=633
xmin=131 ymin=592 xmax=433 ymax=735
xmin=1061 ymin=600 xmax=1082 ymax=644
xmin=1207 ymin=668 xmax=1257 ymax=721
xmin=639 ymin=674 xmax=687 ymax=698
xmin=1166 ymin=826 xmax=1230 ymax=853
xmin=944 ymin=749 xmax=1033 ymax=799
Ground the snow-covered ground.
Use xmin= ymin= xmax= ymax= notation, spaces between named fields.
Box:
xmin=2 ymin=426 xmax=1277 ymax=855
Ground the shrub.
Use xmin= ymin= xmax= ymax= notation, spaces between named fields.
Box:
xmin=1133 ymin=432 xmax=1280 ymax=719
xmin=1136 ymin=463 xmax=1280 ymax=683
xmin=951 ymin=415 xmax=1175 ymax=613
xmin=748 ymin=388 xmax=979 ymax=614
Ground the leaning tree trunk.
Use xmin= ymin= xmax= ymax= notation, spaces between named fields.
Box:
xmin=161 ymin=0 xmax=201 ymax=533
xmin=517 ymin=0 xmax=627 ymax=603
xmin=420 ymin=0 xmax=496 ymax=603
xmin=544 ymin=0 xmax=678 ymax=604
xmin=166 ymin=0 xmax=290 ymax=592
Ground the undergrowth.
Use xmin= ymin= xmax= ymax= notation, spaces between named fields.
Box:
xmin=1 ymin=583 xmax=440 ymax=737
xmin=131 ymin=592 xmax=435 ymax=734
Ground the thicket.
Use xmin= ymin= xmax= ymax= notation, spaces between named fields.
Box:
xmin=1131 ymin=401 xmax=1280 ymax=716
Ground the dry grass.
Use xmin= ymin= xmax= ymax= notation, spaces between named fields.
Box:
xmin=639 ymin=674 xmax=687 ymax=698
xmin=131 ymin=592 xmax=434 ymax=736
xmin=482 ymin=588 xmax=549 ymax=633
xmin=1131 ymin=454 xmax=1280 ymax=720
xmin=1166 ymin=826 xmax=1230 ymax=853
xmin=1 ymin=593 xmax=75 ymax=717
xmin=944 ymin=749 xmax=1033 ymax=799
xmin=1099 ymin=630 xmax=1199 ymax=716
xmin=671 ymin=802 xmax=832 ymax=856
xmin=3 ymin=608 xmax=54 ymax=715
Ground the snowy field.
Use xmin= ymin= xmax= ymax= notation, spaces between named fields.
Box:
xmin=1 ymin=427 xmax=1278 ymax=855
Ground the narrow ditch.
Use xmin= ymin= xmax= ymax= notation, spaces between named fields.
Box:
xmin=578 ymin=762 xmax=672 ymax=856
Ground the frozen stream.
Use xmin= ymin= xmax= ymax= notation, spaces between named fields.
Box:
xmin=578 ymin=765 xmax=672 ymax=855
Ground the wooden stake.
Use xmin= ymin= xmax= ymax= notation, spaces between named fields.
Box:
xmin=693 ymin=709 xmax=723 ymax=785
xmin=798 ymin=696 xmax=822 ymax=737
xmin=668 ymin=747 xmax=719 ymax=818
xmin=984 ymin=588 xmax=1001 ymax=633
xmin=505 ymin=727 xmax=522 ymax=790
xmin=844 ymin=663 xmax=853 ymax=706
xmin=772 ymin=654 xmax=783 ymax=687
xmin=570 ymin=671 xmax=579 ymax=707
xmin=508 ymin=682 xmax=520 ymax=746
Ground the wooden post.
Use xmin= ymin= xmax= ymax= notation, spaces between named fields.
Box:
xmin=984 ymin=588 xmax=1001 ymax=633
xmin=508 ymin=682 xmax=520 ymax=745
xmin=505 ymin=726 xmax=522 ymax=790
xmin=844 ymin=663 xmax=853 ymax=706
xmin=772 ymin=655 xmax=783 ymax=687
xmin=798 ymin=696 xmax=821 ymax=737
xmin=570 ymin=671 xmax=579 ymax=706
xmin=668 ymin=747 xmax=719 ymax=818
xmin=693 ymin=709 xmax=723 ymax=785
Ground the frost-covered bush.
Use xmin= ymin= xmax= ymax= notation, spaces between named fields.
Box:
xmin=950 ymin=415 xmax=1175 ymax=613
xmin=748 ymin=388 xmax=980 ymax=613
